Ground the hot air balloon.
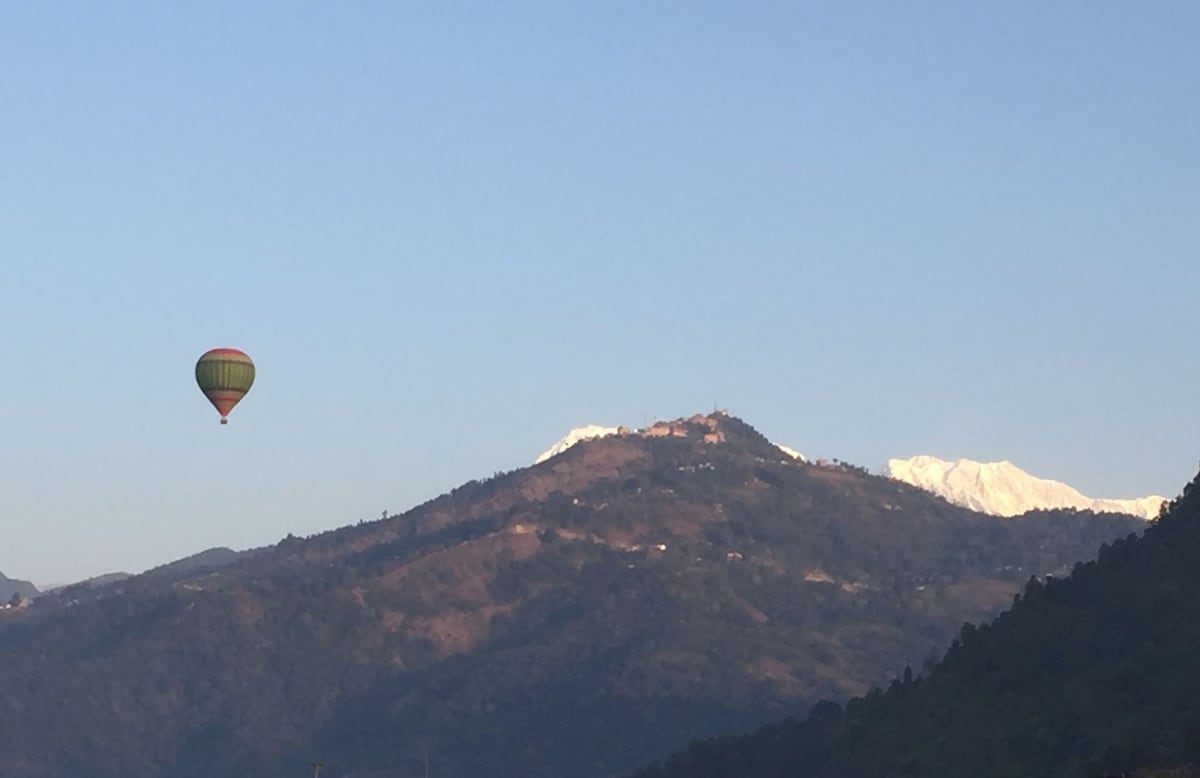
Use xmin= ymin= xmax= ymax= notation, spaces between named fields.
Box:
xmin=195 ymin=348 xmax=255 ymax=425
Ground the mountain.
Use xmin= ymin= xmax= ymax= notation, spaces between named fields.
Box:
xmin=0 ymin=413 xmax=1145 ymax=778
xmin=0 ymin=572 xmax=37 ymax=603
xmin=887 ymin=455 xmax=1166 ymax=520
xmin=630 ymin=468 xmax=1200 ymax=778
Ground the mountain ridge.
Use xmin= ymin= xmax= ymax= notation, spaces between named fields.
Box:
xmin=537 ymin=424 xmax=1161 ymax=520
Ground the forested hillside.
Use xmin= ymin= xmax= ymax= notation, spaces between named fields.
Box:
xmin=632 ymin=465 xmax=1200 ymax=778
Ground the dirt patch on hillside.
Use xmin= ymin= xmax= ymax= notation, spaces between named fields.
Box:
xmin=409 ymin=603 xmax=515 ymax=656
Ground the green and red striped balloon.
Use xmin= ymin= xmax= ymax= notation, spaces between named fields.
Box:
xmin=195 ymin=348 xmax=255 ymax=425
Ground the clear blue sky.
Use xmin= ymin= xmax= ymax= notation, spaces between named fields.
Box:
xmin=2 ymin=3 xmax=1197 ymax=586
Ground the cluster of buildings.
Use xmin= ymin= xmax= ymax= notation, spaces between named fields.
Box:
xmin=619 ymin=413 xmax=728 ymax=445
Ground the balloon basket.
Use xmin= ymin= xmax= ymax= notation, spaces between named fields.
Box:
xmin=220 ymin=418 xmax=228 ymax=425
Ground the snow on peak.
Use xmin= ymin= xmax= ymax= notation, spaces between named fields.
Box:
xmin=535 ymin=425 xmax=622 ymax=464
xmin=777 ymin=444 xmax=806 ymax=461
xmin=886 ymin=455 xmax=1166 ymax=520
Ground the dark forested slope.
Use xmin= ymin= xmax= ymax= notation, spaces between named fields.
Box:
xmin=632 ymin=465 xmax=1200 ymax=778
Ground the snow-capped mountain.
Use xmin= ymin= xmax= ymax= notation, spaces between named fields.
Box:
xmin=887 ymin=455 xmax=1166 ymax=520
xmin=534 ymin=425 xmax=623 ymax=464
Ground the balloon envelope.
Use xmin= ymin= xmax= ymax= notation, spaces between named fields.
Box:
xmin=195 ymin=348 xmax=255 ymax=424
